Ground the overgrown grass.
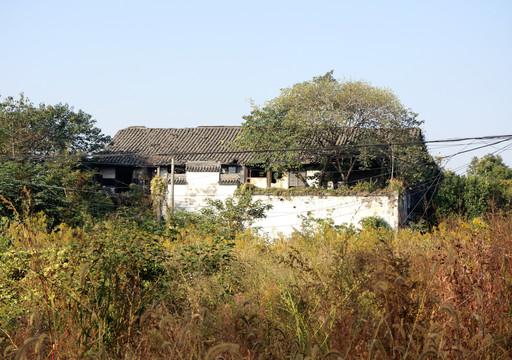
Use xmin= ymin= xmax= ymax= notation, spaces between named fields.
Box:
xmin=1 ymin=210 xmax=511 ymax=359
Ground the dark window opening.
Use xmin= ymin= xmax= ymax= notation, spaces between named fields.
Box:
xmin=174 ymin=165 xmax=186 ymax=174
xmin=248 ymin=166 xmax=266 ymax=178
xmin=221 ymin=165 xmax=240 ymax=174
xmin=115 ymin=167 xmax=133 ymax=192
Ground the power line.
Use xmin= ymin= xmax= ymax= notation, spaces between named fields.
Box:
xmin=0 ymin=135 xmax=510 ymax=227
xmin=0 ymin=134 xmax=511 ymax=161
xmin=1 ymin=136 xmax=507 ymax=201
xmin=89 ymin=134 xmax=512 ymax=158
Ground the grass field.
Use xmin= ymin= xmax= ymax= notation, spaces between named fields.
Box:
xmin=1 ymin=211 xmax=511 ymax=359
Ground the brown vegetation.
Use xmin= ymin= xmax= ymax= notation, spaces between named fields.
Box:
xmin=1 ymin=211 xmax=511 ymax=359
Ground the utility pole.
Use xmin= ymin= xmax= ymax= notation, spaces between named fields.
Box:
xmin=170 ymin=157 xmax=175 ymax=213
xmin=391 ymin=146 xmax=394 ymax=181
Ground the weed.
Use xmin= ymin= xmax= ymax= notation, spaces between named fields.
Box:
xmin=1 ymin=213 xmax=512 ymax=359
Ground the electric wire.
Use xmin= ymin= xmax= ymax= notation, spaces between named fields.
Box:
xmin=0 ymin=134 xmax=511 ymax=161
xmin=1 ymin=138 xmax=507 ymax=208
xmin=1 ymin=135 xmax=511 ymax=229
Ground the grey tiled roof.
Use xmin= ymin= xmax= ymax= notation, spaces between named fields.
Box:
xmin=186 ymin=161 xmax=222 ymax=172
xmin=94 ymin=125 xmax=424 ymax=167
xmin=219 ymin=178 xmax=240 ymax=185
xmin=95 ymin=126 xmax=251 ymax=167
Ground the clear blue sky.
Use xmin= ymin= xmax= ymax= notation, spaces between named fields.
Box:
xmin=1 ymin=0 xmax=511 ymax=172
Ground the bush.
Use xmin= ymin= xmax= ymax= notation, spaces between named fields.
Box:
xmin=359 ymin=215 xmax=392 ymax=230
xmin=0 ymin=158 xmax=114 ymax=228
xmin=199 ymin=192 xmax=272 ymax=239
xmin=433 ymin=168 xmax=511 ymax=220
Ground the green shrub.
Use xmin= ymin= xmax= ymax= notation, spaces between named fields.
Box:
xmin=433 ymin=167 xmax=511 ymax=220
xmin=199 ymin=192 xmax=272 ymax=239
xmin=359 ymin=216 xmax=392 ymax=230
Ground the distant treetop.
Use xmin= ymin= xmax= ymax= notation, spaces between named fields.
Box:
xmin=0 ymin=94 xmax=111 ymax=156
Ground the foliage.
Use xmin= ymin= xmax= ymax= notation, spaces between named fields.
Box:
xmin=433 ymin=154 xmax=512 ymax=220
xmin=176 ymin=240 xmax=235 ymax=276
xmin=359 ymin=215 xmax=392 ymax=230
xmin=390 ymin=139 xmax=440 ymax=190
xmin=432 ymin=170 xmax=465 ymax=217
xmin=0 ymin=158 xmax=113 ymax=227
xmin=237 ymin=71 xmax=427 ymax=187
xmin=467 ymin=154 xmax=512 ymax=181
xmin=0 ymin=94 xmax=110 ymax=156
xmin=113 ymin=183 xmax=153 ymax=219
xmin=0 ymin=94 xmax=112 ymax=226
xmin=0 ymin=215 xmax=178 ymax=357
xmin=237 ymin=178 xmax=401 ymax=199
xmin=199 ymin=192 xmax=272 ymax=239
xmin=0 ymin=160 xmax=44 ymax=218
xmin=1 ymin=209 xmax=512 ymax=359
xmin=150 ymin=175 xmax=167 ymax=219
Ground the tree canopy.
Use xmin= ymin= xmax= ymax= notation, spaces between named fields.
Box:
xmin=0 ymin=94 xmax=113 ymax=226
xmin=467 ymin=154 xmax=512 ymax=181
xmin=0 ymin=94 xmax=111 ymax=156
xmin=237 ymin=71 xmax=427 ymax=187
xmin=433 ymin=154 xmax=512 ymax=221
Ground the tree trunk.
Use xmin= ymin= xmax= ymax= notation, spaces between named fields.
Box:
xmin=334 ymin=156 xmax=357 ymax=187
xmin=295 ymin=172 xmax=309 ymax=188
xmin=317 ymin=159 xmax=329 ymax=188
xmin=266 ymin=170 xmax=272 ymax=188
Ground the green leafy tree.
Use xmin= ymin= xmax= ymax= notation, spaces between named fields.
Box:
xmin=462 ymin=175 xmax=502 ymax=218
xmin=237 ymin=71 xmax=424 ymax=186
xmin=0 ymin=160 xmax=45 ymax=218
xmin=150 ymin=176 xmax=167 ymax=220
xmin=467 ymin=154 xmax=512 ymax=181
xmin=0 ymin=94 xmax=110 ymax=156
xmin=432 ymin=170 xmax=465 ymax=218
xmin=199 ymin=192 xmax=272 ymax=239
xmin=39 ymin=157 xmax=114 ymax=226
xmin=0 ymin=157 xmax=114 ymax=226
xmin=0 ymin=94 xmax=112 ymax=225
xmin=433 ymin=154 xmax=512 ymax=220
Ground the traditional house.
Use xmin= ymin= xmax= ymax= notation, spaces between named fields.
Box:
xmin=93 ymin=126 xmax=248 ymax=194
xmin=93 ymin=126 xmax=323 ymax=199
xmin=93 ymin=125 xmax=427 ymax=232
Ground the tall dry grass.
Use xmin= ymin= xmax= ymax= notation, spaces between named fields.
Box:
xmin=0 ymin=212 xmax=511 ymax=359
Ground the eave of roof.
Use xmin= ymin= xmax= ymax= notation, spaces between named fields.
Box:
xmin=95 ymin=126 xmax=251 ymax=167
xmin=93 ymin=125 xmax=424 ymax=167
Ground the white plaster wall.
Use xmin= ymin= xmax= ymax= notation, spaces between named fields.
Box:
xmin=159 ymin=167 xmax=168 ymax=178
xmin=248 ymin=177 xmax=267 ymax=188
xmin=251 ymin=193 xmax=399 ymax=236
xmin=306 ymin=170 xmax=320 ymax=187
xmin=169 ymin=171 xmax=238 ymax=212
xmin=166 ymin=170 xmax=401 ymax=235
xmin=272 ymin=174 xmax=288 ymax=189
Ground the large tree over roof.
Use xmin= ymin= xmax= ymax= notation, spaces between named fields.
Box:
xmin=237 ymin=71 xmax=425 ymax=186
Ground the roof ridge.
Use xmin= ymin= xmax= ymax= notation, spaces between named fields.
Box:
xmin=196 ymin=125 xmax=242 ymax=128
xmin=121 ymin=126 xmax=242 ymax=131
